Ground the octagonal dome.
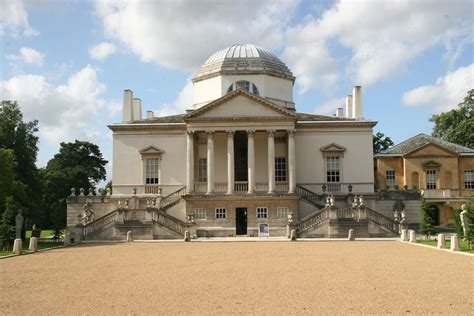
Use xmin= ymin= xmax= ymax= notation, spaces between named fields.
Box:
xmin=193 ymin=44 xmax=294 ymax=83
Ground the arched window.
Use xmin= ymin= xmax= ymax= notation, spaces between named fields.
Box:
xmin=227 ymin=80 xmax=260 ymax=96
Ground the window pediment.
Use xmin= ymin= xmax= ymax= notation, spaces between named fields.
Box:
xmin=139 ymin=146 xmax=164 ymax=157
xmin=320 ymin=143 xmax=347 ymax=157
xmin=421 ymin=160 xmax=441 ymax=171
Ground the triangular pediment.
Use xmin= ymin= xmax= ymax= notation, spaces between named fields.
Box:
xmin=421 ymin=160 xmax=442 ymax=170
xmin=185 ymin=90 xmax=296 ymax=120
xmin=139 ymin=146 xmax=164 ymax=155
xmin=405 ymin=143 xmax=458 ymax=157
xmin=320 ymin=143 xmax=347 ymax=152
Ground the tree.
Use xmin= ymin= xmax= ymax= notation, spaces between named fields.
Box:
xmin=373 ymin=132 xmax=394 ymax=153
xmin=430 ymin=89 xmax=474 ymax=148
xmin=420 ymin=199 xmax=437 ymax=239
xmin=41 ymin=141 xmax=108 ymax=229
xmin=0 ymin=101 xmax=42 ymax=227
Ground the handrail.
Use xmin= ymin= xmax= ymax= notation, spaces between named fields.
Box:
xmin=152 ymin=209 xmax=188 ymax=236
xmin=159 ymin=186 xmax=186 ymax=211
xmin=82 ymin=210 xmax=117 ymax=238
xmin=365 ymin=207 xmax=399 ymax=234
xmin=295 ymin=208 xmax=329 ymax=234
xmin=295 ymin=185 xmax=325 ymax=209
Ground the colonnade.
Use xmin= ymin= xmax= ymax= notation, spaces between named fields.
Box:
xmin=186 ymin=129 xmax=296 ymax=194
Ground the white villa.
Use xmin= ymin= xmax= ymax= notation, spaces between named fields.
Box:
xmin=67 ymin=44 xmax=406 ymax=240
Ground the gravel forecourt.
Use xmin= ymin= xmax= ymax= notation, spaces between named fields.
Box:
xmin=1 ymin=241 xmax=473 ymax=315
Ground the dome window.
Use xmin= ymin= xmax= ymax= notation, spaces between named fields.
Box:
xmin=227 ymin=80 xmax=260 ymax=96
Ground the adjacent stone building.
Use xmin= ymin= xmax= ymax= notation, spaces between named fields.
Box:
xmin=374 ymin=133 xmax=474 ymax=226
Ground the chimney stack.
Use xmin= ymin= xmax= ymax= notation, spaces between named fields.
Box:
xmin=146 ymin=111 xmax=154 ymax=119
xmin=335 ymin=107 xmax=344 ymax=117
xmin=133 ymin=98 xmax=142 ymax=121
xmin=345 ymin=95 xmax=353 ymax=118
xmin=352 ymin=86 xmax=363 ymax=119
xmin=122 ymin=90 xmax=134 ymax=122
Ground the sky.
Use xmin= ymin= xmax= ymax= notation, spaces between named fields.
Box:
xmin=1 ymin=0 xmax=473 ymax=183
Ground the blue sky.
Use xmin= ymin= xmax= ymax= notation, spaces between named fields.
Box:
xmin=1 ymin=0 xmax=473 ymax=182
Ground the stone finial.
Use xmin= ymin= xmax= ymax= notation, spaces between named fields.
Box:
xmin=437 ymin=234 xmax=446 ymax=248
xmin=146 ymin=199 xmax=151 ymax=208
xmin=70 ymin=188 xmax=76 ymax=196
xmin=450 ymin=235 xmax=460 ymax=251
xmin=132 ymin=188 xmax=137 ymax=195
xmin=13 ymin=239 xmax=22 ymax=255
xmin=348 ymin=229 xmax=355 ymax=241
xmin=409 ymin=230 xmax=416 ymax=243
xmin=79 ymin=188 xmax=85 ymax=196
xmin=29 ymin=237 xmax=38 ymax=252
xmin=106 ymin=187 xmax=111 ymax=196
xmin=88 ymin=188 xmax=95 ymax=196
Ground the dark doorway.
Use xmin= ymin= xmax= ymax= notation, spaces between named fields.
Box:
xmin=236 ymin=208 xmax=248 ymax=235
xmin=427 ymin=205 xmax=440 ymax=226
xmin=234 ymin=132 xmax=248 ymax=181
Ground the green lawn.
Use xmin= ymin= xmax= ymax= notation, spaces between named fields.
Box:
xmin=0 ymin=240 xmax=64 ymax=257
xmin=25 ymin=230 xmax=55 ymax=238
xmin=417 ymin=239 xmax=474 ymax=254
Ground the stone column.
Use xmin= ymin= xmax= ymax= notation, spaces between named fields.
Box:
xmin=267 ymin=130 xmax=275 ymax=194
xmin=186 ymin=131 xmax=194 ymax=193
xmin=247 ymin=130 xmax=255 ymax=194
xmin=288 ymin=129 xmax=296 ymax=193
xmin=227 ymin=131 xmax=235 ymax=194
xmin=207 ymin=131 xmax=215 ymax=194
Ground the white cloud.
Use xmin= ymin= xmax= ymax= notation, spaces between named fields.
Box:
xmin=402 ymin=64 xmax=474 ymax=113
xmin=0 ymin=65 xmax=109 ymax=146
xmin=89 ymin=42 xmax=117 ymax=61
xmin=93 ymin=0 xmax=297 ymax=70
xmin=6 ymin=47 xmax=44 ymax=66
xmin=0 ymin=0 xmax=38 ymax=36
xmin=283 ymin=0 xmax=473 ymax=94
xmin=314 ymin=97 xmax=346 ymax=115
xmin=153 ymin=80 xmax=193 ymax=117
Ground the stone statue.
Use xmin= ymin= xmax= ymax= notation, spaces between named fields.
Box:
xmin=393 ymin=199 xmax=405 ymax=213
xmin=287 ymin=211 xmax=294 ymax=223
xmin=460 ymin=204 xmax=469 ymax=238
xmin=78 ymin=202 xmax=95 ymax=225
xmin=15 ymin=210 xmax=24 ymax=239
xmin=79 ymin=187 xmax=85 ymax=196
xmin=70 ymin=188 xmax=76 ymax=196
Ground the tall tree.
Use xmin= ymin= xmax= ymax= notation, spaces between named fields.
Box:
xmin=0 ymin=101 xmax=41 ymax=228
xmin=373 ymin=132 xmax=394 ymax=153
xmin=42 ymin=141 xmax=108 ymax=230
xmin=430 ymin=89 xmax=474 ymax=148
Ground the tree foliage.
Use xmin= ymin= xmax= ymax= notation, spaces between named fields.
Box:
xmin=42 ymin=141 xmax=108 ymax=229
xmin=373 ymin=132 xmax=394 ymax=153
xmin=0 ymin=101 xmax=40 ymax=233
xmin=430 ymin=89 xmax=474 ymax=148
xmin=420 ymin=199 xmax=437 ymax=238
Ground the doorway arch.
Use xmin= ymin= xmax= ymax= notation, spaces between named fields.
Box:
xmin=427 ymin=205 xmax=440 ymax=226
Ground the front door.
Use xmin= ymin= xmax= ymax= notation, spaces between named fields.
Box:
xmin=236 ymin=208 xmax=247 ymax=235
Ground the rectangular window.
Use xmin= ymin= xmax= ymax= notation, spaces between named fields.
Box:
xmin=193 ymin=208 xmax=207 ymax=220
xmin=198 ymin=158 xmax=207 ymax=182
xmin=426 ymin=170 xmax=437 ymax=189
xmin=215 ymin=208 xmax=227 ymax=219
xmin=145 ymin=158 xmax=159 ymax=184
xmin=274 ymin=137 xmax=286 ymax=144
xmin=386 ymin=170 xmax=396 ymax=187
xmin=326 ymin=156 xmax=340 ymax=183
xmin=256 ymin=207 xmax=268 ymax=219
xmin=277 ymin=207 xmax=289 ymax=219
xmin=275 ymin=157 xmax=287 ymax=181
xmin=464 ymin=170 xmax=474 ymax=189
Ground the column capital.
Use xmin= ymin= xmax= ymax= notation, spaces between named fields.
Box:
xmin=287 ymin=129 xmax=296 ymax=136
xmin=186 ymin=130 xmax=194 ymax=137
xmin=267 ymin=129 xmax=276 ymax=136
xmin=247 ymin=130 xmax=255 ymax=136
xmin=226 ymin=130 xmax=234 ymax=137
xmin=206 ymin=130 xmax=215 ymax=137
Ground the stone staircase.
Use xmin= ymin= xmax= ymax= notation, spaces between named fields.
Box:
xmin=294 ymin=188 xmax=400 ymax=238
xmin=81 ymin=186 xmax=188 ymax=240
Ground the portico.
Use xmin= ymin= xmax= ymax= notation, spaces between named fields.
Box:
xmin=186 ymin=128 xmax=296 ymax=195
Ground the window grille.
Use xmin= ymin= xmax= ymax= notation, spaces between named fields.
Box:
xmin=275 ymin=157 xmax=287 ymax=181
xmin=256 ymin=207 xmax=268 ymax=219
xmin=145 ymin=158 xmax=159 ymax=184
xmin=193 ymin=208 xmax=207 ymax=220
xmin=386 ymin=170 xmax=396 ymax=187
xmin=198 ymin=158 xmax=207 ymax=182
xmin=426 ymin=170 xmax=437 ymax=189
xmin=464 ymin=170 xmax=474 ymax=189
xmin=277 ymin=207 xmax=289 ymax=218
xmin=215 ymin=208 xmax=227 ymax=219
xmin=326 ymin=156 xmax=340 ymax=183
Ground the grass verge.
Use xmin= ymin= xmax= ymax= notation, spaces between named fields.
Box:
xmin=417 ymin=239 xmax=474 ymax=254
xmin=0 ymin=240 xmax=64 ymax=257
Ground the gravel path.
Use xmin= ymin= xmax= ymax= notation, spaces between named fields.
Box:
xmin=1 ymin=241 xmax=473 ymax=315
